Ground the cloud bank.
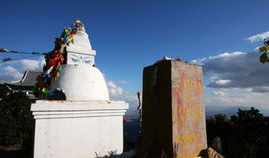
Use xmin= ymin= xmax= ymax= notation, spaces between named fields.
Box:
xmin=0 ymin=58 xmax=43 ymax=81
xmin=193 ymin=51 xmax=269 ymax=93
xmin=247 ymin=31 xmax=269 ymax=43
xmin=193 ymin=51 xmax=269 ymax=109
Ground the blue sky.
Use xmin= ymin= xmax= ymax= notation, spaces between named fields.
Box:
xmin=2 ymin=0 xmax=269 ymax=114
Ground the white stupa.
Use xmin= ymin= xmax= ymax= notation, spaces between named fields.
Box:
xmin=49 ymin=22 xmax=109 ymax=101
xmin=31 ymin=20 xmax=128 ymax=158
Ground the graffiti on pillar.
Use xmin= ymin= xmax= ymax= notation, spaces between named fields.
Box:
xmin=172 ymin=65 xmax=207 ymax=158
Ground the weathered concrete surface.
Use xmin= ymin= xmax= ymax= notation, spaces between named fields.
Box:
xmin=139 ymin=60 xmax=207 ymax=158
xmin=171 ymin=61 xmax=207 ymax=158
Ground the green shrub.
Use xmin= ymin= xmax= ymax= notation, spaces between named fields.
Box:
xmin=0 ymin=89 xmax=34 ymax=150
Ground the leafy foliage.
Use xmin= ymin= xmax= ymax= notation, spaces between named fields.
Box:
xmin=207 ymin=107 xmax=269 ymax=158
xmin=0 ymin=87 xmax=34 ymax=150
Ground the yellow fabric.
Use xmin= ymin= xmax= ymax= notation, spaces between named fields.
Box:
xmin=259 ymin=45 xmax=269 ymax=52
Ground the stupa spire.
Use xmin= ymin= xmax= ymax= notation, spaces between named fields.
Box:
xmin=65 ymin=20 xmax=96 ymax=65
xmin=72 ymin=19 xmax=86 ymax=32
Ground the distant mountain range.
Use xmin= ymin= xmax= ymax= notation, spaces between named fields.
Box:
xmin=125 ymin=104 xmax=269 ymax=119
xmin=206 ymin=105 xmax=269 ymax=117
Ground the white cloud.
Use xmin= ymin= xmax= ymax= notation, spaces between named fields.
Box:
xmin=0 ymin=66 xmax=23 ymax=80
xmin=107 ymin=80 xmax=124 ymax=96
xmin=0 ymin=58 xmax=43 ymax=81
xmin=106 ymin=80 xmax=137 ymax=104
xmin=215 ymin=80 xmax=231 ymax=86
xmin=18 ymin=59 xmax=43 ymax=71
xmin=106 ymin=80 xmax=138 ymax=116
xmin=247 ymin=31 xmax=269 ymax=43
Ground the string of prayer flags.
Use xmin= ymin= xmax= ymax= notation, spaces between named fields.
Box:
xmin=0 ymin=48 xmax=46 ymax=55
xmin=33 ymin=20 xmax=84 ymax=98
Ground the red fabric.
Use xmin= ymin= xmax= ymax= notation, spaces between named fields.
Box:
xmin=47 ymin=50 xmax=64 ymax=68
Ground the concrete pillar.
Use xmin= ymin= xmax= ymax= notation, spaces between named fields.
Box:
xmin=140 ymin=60 xmax=207 ymax=158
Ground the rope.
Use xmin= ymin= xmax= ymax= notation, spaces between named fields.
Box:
xmin=0 ymin=48 xmax=47 ymax=64
xmin=0 ymin=49 xmax=47 ymax=56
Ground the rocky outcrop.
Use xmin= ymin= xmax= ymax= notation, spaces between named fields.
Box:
xmin=207 ymin=147 xmax=224 ymax=158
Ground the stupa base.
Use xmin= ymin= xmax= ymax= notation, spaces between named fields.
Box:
xmin=31 ymin=100 xmax=128 ymax=158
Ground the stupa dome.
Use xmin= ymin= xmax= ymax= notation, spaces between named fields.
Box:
xmin=50 ymin=64 xmax=109 ymax=101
